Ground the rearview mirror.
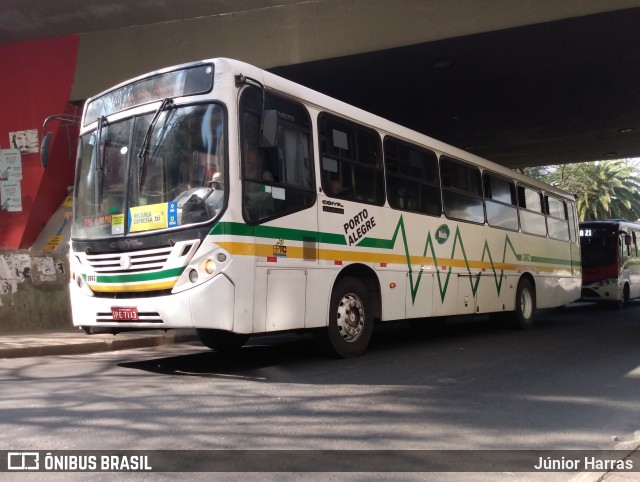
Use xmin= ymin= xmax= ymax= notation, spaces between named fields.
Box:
xmin=40 ymin=132 xmax=52 ymax=168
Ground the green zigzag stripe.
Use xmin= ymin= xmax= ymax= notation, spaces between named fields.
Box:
xmin=210 ymin=219 xmax=575 ymax=304
xmin=358 ymin=216 xmax=523 ymax=303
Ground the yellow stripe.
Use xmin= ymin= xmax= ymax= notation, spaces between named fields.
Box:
xmin=89 ymin=279 xmax=177 ymax=293
xmin=215 ymin=241 xmax=559 ymax=272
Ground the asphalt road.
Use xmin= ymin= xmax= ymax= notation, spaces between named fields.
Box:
xmin=1 ymin=301 xmax=639 ymax=480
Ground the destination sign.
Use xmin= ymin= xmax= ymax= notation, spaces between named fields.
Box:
xmin=85 ymin=64 xmax=214 ymax=125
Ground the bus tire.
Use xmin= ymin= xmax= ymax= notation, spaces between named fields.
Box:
xmin=196 ymin=328 xmax=250 ymax=352
xmin=512 ymin=278 xmax=536 ymax=330
xmin=319 ymin=277 xmax=373 ymax=358
xmin=617 ymin=284 xmax=630 ymax=309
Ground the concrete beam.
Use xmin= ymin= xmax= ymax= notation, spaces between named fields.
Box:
xmin=71 ymin=0 xmax=640 ymax=100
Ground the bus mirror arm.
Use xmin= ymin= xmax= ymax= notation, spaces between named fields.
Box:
xmin=40 ymin=114 xmax=81 ymax=168
xmin=261 ymin=110 xmax=278 ymax=148
xmin=234 ymin=74 xmax=277 ymax=148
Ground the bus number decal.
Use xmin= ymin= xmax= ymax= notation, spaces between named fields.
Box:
xmin=273 ymin=239 xmax=288 ymax=257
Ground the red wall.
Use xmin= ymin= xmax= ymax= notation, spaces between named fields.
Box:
xmin=0 ymin=36 xmax=79 ymax=249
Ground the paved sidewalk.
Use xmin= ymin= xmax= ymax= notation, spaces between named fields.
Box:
xmin=0 ymin=327 xmax=199 ymax=359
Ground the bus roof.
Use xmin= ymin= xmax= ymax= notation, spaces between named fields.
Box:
xmin=87 ymin=57 xmax=576 ymax=202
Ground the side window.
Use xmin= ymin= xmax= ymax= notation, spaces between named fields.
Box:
xmin=545 ymin=195 xmax=570 ymax=241
xmin=384 ymin=137 xmax=441 ymax=216
xmin=318 ymin=114 xmax=384 ymax=205
xmin=483 ymin=172 xmax=518 ymax=231
xmin=517 ymin=185 xmax=546 ymax=236
xmin=440 ymin=156 xmax=484 ymax=224
xmin=240 ymin=88 xmax=315 ymax=223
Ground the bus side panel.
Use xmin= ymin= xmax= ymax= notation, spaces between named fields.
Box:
xmin=432 ymin=274 xmax=459 ymax=317
xmin=628 ymin=258 xmax=640 ymax=300
xmin=305 ymin=268 xmax=332 ymax=328
xmin=475 ymin=272 xmax=507 ymax=314
xmin=534 ymin=237 xmax=578 ymax=309
xmin=191 ymin=274 xmax=235 ymax=331
xmin=377 ymin=268 xmax=406 ymax=320
xmin=406 ymin=271 xmax=434 ymax=319
xmin=534 ymin=275 xmax=581 ymax=309
xmin=503 ymin=276 xmax=518 ymax=312
xmin=458 ymin=274 xmax=477 ymax=315
xmin=265 ymin=268 xmax=306 ymax=332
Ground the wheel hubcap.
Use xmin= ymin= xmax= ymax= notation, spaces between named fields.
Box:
xmin=336 ymin=293 xmax=365 ymax=342
xmin=520 ymin=288 xmax=533 ymax=319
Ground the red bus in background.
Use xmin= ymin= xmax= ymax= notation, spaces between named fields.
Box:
xmin=580 ymin=219 xmax=640 ymax=307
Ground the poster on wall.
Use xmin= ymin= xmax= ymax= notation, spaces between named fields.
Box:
xmin=9 ymin=129 xmax=39 ymax=154
xmin=0 ymin=149 xmax=23 ymax=181
xmin=1 ymin=181 xmax=22 ymax=211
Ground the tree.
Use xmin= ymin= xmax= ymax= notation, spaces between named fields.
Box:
xmin=523 ymin=159 xmax=640 ymax=221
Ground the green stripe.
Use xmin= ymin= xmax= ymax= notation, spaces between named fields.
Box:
xmin=531 ymin=256 xmax=574 ymax=266
xmin=84 ymin=267 xmax=185 ymax=284
xmin=210 ymin=222 xmax=347 ymax=245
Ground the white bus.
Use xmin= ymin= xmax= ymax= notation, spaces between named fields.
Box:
xmin=55 ymin=58 xmax=581 ymax=357
xmin=579 ymin=219 xmax=640 ymax=307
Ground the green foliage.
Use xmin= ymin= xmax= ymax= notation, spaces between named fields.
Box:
xmin=522 ymin=159 xmax=640 ymax=222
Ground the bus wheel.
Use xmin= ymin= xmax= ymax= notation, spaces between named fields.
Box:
xmin=320 ymin=277 xmax=373 ymax=358
xmin=196 ymin=329 xmax=250 ymax=352
xmin=617 ymin=285 xmax=630 ymax=309
xmin=513 ymin=278 xmax=536 ymax=330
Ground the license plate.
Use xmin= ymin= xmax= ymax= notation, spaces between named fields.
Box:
xmin=111 ymin=307 xmax=139 ymax=321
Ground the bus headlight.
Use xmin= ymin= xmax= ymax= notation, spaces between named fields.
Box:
xmin=191 ymin=259 xmax=215 ymax=282
xmin=172 ymin=250 xmax=229 ymax=294
xmin=201 ymin=258 xmax=216 ymax=275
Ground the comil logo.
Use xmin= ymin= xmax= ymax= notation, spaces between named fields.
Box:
xmin=8 ymin=452 xmax=39 ymax=470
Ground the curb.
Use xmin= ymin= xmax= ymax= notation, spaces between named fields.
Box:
xmin=569 ymin=437 xmax=640 ymax=482
xmin=0 ymin=330 xmax=199 ymax=359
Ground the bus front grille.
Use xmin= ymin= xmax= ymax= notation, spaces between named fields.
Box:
xmin=84 ymin=246 xmax=174 ymax=275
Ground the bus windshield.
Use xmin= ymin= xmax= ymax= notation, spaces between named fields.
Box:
xmin=73 ymin=103 xmax=226 ymax=239
xmin=580 ymin=225 xmax=618 ymax=268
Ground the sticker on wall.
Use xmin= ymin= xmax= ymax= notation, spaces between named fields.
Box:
xmin=0 ymin=181 xmax=22 ymax=211
xmin=9 ymin=129 xmax=39 ymax=154
xmin=0 ymin=149 xmax=22 ymax=181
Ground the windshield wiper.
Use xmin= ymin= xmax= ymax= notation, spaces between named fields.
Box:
xmin=95 ymin=116 xmax=107 ymax=171
xmin=138 ymin=98 xmax=173 ymax=187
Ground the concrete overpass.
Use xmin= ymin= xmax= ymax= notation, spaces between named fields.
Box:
xmin=3 ymin=0 xmax=640 ymax=169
